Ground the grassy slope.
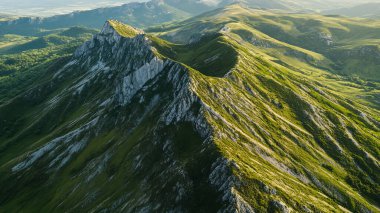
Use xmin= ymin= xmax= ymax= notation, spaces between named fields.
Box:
xmin=0 ymin=27 xmax=97 ymax=104
xmin=149 ymin=6 xmax=380 ymax=211
xmin=148 ymin=4 xmax=380 ymax=82
xmin=0 ymin=35 xmax=36 ymax=54
xmin=0 ymin=23 xmax=222 ymax=212
xmin=191 ymin=39 xmax=380 ymax=212
xmin=0 ymin=6 xmax=379 ymax=212
xmin=148 ymin=5 xmax=380 ymax=108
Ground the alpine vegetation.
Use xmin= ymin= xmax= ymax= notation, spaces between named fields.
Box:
xmin=0 ymin=1 xmax=379 ymax=213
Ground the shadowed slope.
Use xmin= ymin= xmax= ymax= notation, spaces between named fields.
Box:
xmin=0 ymin=9 xmax=379 ymax=213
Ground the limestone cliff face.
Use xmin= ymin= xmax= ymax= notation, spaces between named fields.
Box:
xmin=2 ymin=18 xmax=379 ymax=213
xmin=2 ymin=20 xmax=245 ymax=212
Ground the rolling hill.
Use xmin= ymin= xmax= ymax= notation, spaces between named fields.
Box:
xmin=4 ymin=0 xmax=380 ymax=37
xmin=163 ymin=0 xmax=380 ymax=12
xmin=149 ymin=5 xmax=380 ymax=82
xmin=0 ymin=5 xmax=379 ymax=212
xmin=324 ymin=3 xmax=380 ymax=19
xmin=0 ymin=27 xmax=97 ymax=104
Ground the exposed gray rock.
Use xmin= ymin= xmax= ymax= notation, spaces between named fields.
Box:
xmin=210 ymin=158 xmax=255 ymax=213
xmin=269 ymin=200 xmax=289 ymax=213
xmin=318 ymin=32 xmax=333 ymax=46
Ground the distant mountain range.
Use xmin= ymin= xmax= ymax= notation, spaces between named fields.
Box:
xmin=0 ymin=0 xmax=146 ymax=17
xmin=324 ymin=3 xmax=380 ymax=19
xmin=0 ymin=1 xmax=191 ymax=36
xmin=3 ymin=0 xmax=380 ymax=37
xmin=1 ymin=5 xmax=379 ymax=211
xmin=0 ymin=0 xmax=380 ymax=212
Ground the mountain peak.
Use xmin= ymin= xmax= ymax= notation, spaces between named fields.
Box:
xmin=74 ymin=20 xmax=148 ymax=59
xmin=2 ymin=4 xmax=380 ymax=213
xmin=103 ymin=20 xmax=144 ymax=38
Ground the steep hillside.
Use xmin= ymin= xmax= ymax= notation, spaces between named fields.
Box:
xmin=0 ymin=15 xmax=379 ymax=213
xmin=149 ymin=4 xmax=380 ymax=82
xmin=0 ymin=20 xmax=223 ymax=212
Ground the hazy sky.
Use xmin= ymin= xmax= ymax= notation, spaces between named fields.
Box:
xmin=1 ymin=0 xmax=380 ymax=17
xmin=0 ymin=0 xmax=146 ymax=16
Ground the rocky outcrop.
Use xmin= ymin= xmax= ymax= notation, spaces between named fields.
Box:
xmin=210 ymin=158 xmax=255 ymax=213
xmin=318 ymin=32 xmax=333 ymax=46
xmin=4 ymin=20 xmax=244 ymax=212
xmin=3 ymin=16 xmax=379 ymax=213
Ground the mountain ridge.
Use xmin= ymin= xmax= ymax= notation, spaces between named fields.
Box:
xmin=0 ymin=4 xmax=380 ymax=212
xmin=1 ymin=12 xmax=379 ymax=212
xmin=0 ymin=19 xmax=224 ymax=211
xmin=0 ymin=1 xmax=191 ymax=36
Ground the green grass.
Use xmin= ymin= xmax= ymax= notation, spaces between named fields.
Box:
xmin=149 ymin=4 xmax=380 ymax=81
xmin=0 ymin=4 xmax=379 ymax=212
xmin=0 ymin=34 xmax=35 ymax=54
xmin=0 ymin=27 xmax=96 ymax=104
xmin=151 ymin=7 xmax=380 ymax=210
xmin=150 ymin=33 xmax=237 ymax=77
xmin=108 ymin=20 xmax=142 ymax=38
